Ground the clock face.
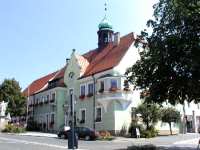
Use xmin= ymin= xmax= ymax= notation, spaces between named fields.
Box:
xmin=69 ymin=72 xmax=75 ymax=79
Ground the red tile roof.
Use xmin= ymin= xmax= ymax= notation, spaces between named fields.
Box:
xmin=81 ymin=32 xmax=135 ymax=77
xmin=23 ymin=32 xmax=134 ymax=96
xmin=23 ymin=71 xmax=58 ymax=97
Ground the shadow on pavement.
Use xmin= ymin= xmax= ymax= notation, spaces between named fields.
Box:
xmin=114 ymin=146 xmax=197 ymax=150
xmin=158 ymin=147 xmax=197 ymax=150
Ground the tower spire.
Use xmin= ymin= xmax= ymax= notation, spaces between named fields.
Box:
xmin=104 ymin=1 xmax=108 ymax=16
xmin=97 ymin=0 xmax=114 ymax=49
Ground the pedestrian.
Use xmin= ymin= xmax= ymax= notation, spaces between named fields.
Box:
xmin=136 ymin=127 xmax=140 ymax=138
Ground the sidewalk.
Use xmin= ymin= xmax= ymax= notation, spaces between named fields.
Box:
xmin=18 ymin=132 xmax=57 ymax=138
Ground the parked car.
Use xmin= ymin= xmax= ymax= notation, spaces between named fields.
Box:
xmin=57 ymin=126 xmax=99 ymax=140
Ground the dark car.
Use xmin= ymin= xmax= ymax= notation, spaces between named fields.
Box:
xmin=57 ymin=126 xmax=99 ymax=140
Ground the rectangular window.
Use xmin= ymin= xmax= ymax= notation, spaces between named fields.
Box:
xmin=36 ymin=98 xmax=39 ymax=105
xmin=99 ymin=81 xmax=104 ymax=93
xmin=96 ymin=107 xmax=102 ymax=122
xmin=88 ymin=83 xmax=94 ymax=95
xmin=51 ymin=114 xmax=54 ymax=124
xmin=80 ymin=109 xmax=86 ymax=124
xmin=46 ymin=95 xmax=49 ymax=102
xmin=80 ymin=85 xmax=85 ymax=96
xmin=42 ymin=96 xmax=44 ymax=102
xmin=111 ymin=79 xmax=117 ymax=88
xmin=51 ymin=93 xmax=56 ymax=103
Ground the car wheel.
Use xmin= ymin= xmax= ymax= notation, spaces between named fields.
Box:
xmin=61 ymin=134 xmax=66 ymax=139
xmin=85 ymin=135 xmax=90 ymax=141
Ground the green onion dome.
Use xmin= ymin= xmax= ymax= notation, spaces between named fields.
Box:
xmin=98 ymin=16 xmax=113 ymax=30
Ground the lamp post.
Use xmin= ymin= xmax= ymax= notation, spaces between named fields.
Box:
xmin=69 ymin=89 xmax=75 ymax=149
xmin=92 ymin=75 xmax=96 ymax=130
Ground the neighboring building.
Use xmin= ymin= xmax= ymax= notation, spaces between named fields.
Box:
xmin=24 ymin=13 xmax=200 ymax=135
xmin=23 ymin=67 xmax=67 ymax=132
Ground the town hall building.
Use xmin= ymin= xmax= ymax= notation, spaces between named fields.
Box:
xmin=23 ymin=11 xmax=200 ymax=135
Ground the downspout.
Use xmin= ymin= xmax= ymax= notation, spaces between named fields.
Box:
xmin=92 ymin=74 xmax=96 ymax=130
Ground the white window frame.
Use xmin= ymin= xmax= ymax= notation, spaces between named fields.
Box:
xmin=52 ymin=92 xmax=56 ymax=100
xmin=99 ymin=80 xmax=105 ymax=92
xmin=95 ymin=106 xmax=102 ymax=123
xmin=79 ymin=108 xmax=86 ymax=123
xmin=87 ymin=82 xmax=94 ymax=95
xmin=46 ymin=94 xmax=49 ymax=102
xmin=80 ymin=84 xmax=86 ymax=96
xmin=41 ymin=96 xmax=45 ymax=103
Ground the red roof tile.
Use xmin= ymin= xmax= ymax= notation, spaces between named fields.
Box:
xmin=23 ymin=71 xmax=58 ymax=97
xmin=23 ymin=32 xmax=134 ymax=96
xmin=82 ymin=32 xmax=135 ymax=77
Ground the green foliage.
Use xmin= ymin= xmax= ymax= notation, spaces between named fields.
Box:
xmin=2 ymin=124 xmax=26 ymax=133
xmin=98 ymin=130 xmax=115 ymax=141
xmin=129 ymin=120 xmax=158 ymax=138
xmin=161 ymin=107 xmax=180 ymax=135
xmin=126 ymin=0 xmax=200 ymax=104
xmin=140 ymin=126 xmax=158 ymax=138
xmin=127 ymin=144 xmax=157 ymax=150
xmin=161 ymin=107 xmax=180 ymax=123
xmin=128 ymin=120 xmax=143 ymax=134
xmin=0 ymin=78 xmax=26 ymax=117
xmin=136 ymin=103 xmax=161 ymax=130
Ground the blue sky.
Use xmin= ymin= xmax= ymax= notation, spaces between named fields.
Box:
xmin=0 ymin=0 xmax=157 ymax=90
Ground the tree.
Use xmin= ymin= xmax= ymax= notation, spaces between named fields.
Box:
xmin=161 ymin=107 xmax=180 ymax=135
xmin=126 ymin=0 xmax=200 ymax=105
xmin=136 ymin=102 xmax=161 ymax=130
xmin=0 ymin=78 xmax=26 ymax=117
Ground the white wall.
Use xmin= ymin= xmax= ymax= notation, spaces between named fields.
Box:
xmin=114 ymin=42 xmax=140 ymax=75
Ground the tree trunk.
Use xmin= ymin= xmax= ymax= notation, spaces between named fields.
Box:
xmin=169 ymin=122 xmax=172 ymax=135
xmin=146 ymin=121 xmax=149 ymax=130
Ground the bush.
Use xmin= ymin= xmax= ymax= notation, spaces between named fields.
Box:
xmin=140 ymin=126 xmax=158 ymax=138
xmin=26 ymin=119 xmax=40 ymax=131
xmin=2 ymin=124 xmax=26 ymax=133
xmin=127 ymin=144 xmax=157 ymax=150
xmin=98 ymin=130 xmax=115 ymax=141
xmin=129 ymin=122 xmax=144 ymax=133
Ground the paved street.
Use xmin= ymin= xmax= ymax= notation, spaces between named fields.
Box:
xmin=0 ymin=132 xmax=200 ymax=150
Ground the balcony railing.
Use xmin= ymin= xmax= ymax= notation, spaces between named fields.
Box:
xmin=96 ymin=90 xmax=133 ymax=102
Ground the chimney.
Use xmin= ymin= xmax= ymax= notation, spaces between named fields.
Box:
xmin=113 ymin=32 xmax=120 ymax=46
xmin=66 ymin=58 xmax=70 ymax=65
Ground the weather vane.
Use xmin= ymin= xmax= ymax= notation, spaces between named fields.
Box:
xmin=104 ymin=0 xmax=108 ymax=15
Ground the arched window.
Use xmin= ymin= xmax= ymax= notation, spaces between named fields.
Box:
xmin=103 ymin=33 xmax=108 ymax=43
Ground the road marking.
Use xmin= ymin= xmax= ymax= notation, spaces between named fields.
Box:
xmin=0 ymin=137 xmax=87 ymax=149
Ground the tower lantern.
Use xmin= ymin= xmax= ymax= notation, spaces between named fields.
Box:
xmin=97 ymin=1 xmax=114 ymax=49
